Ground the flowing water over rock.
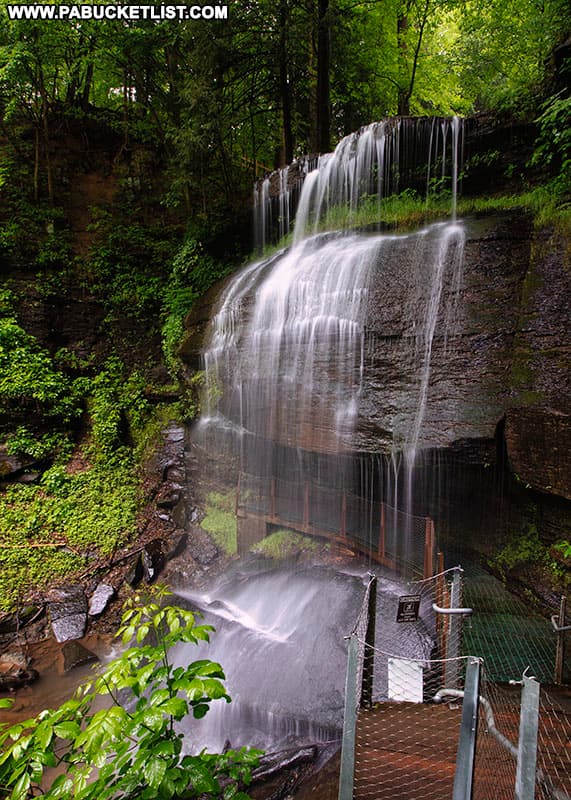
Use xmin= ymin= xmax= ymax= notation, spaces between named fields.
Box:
xmin=189 ymin=116 xmax=465 ymax=752
xmin=173 ymin=559 xmax=434 ymax=752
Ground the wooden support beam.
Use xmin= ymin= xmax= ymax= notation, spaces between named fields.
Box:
xmin=424 ymin=517 xmax=435 ymax=578
xmin=379 ymin=502 xmax=386 ymax=560
xmin=340 ymin=491 xmax=347 ymax=537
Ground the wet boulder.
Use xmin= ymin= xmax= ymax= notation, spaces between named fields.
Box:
xmin=62 ymin=641 xmax=99 ymax=672
xmin=47 ymin=586 xmax=87 ymax=643
xmin=142 ymin=539 xmax=166 ymax=582
xmin=88 ymin=583 xmax=115 ymax=616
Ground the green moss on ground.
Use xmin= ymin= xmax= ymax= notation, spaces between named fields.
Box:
xmin=251 ymin=529 xmax=322 ymax=560
xmin=200 ymin=491 xmax=237 ymax=554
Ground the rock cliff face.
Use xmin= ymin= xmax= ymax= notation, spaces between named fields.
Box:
xmin=182 ymin=211 xmax=570 ymax=502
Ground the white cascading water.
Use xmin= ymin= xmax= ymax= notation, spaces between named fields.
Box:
xmin=188 ymin=116 xmax=465 ymax=752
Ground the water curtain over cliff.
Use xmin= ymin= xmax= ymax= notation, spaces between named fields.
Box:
xmin=200 ymin=116 xmax=465 ymax=491
xmin=190 ymin=116 xmax=466 ymax=751
xmin=253 ymin=116 xmax=462 ymax=251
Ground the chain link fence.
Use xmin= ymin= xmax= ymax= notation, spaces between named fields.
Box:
xmin=339 ymin=571 xmax=571 ymax=800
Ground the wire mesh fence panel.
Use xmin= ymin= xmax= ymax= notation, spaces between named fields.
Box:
xmin=274 ymin=476 xmax=305 ymax=523
xmin=535 ymin=688 xmax=571 ymax=800
xmin=310 ymin=483 xmax=343 ymax=533
xmin=473 ymin=676 xmax=520 ymax=800
xmin=238 ymin=473 xmax=270 ymax=514
xmin=459 ymin=560 xmax=564 ymax=685
xmin=354 ymin=702 xmax=462 ymax=800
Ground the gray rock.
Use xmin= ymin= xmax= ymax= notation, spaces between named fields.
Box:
xmin=88 ymin=583 xmax=115 ymax=616
xmin=51 ymin=613 xmax=87 ymax=643
xmin=48 ymin=586 xmax=87 ymax=643
xmin=164 ymin=426 xmax=185 ymax=443
xmin=188 ymin=537 xmax=219 ymax=566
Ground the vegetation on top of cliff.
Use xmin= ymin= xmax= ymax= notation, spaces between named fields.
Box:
xmin=0 ymin=589 xmax=261 ymax=799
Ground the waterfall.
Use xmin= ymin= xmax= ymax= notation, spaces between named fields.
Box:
xmin=253 ymin=116 xmax=464 ymax=250
xmin=191 ymin=115 xmax=465 ymax=752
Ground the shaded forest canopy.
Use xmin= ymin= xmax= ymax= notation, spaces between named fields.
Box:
xmin=0 ymin=0 xmax=569 ymax=221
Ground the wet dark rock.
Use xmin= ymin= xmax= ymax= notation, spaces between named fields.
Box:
xmin=62 ymin=641 xmax=99 ymax=672
xmin=125 ymin=554 xmax=144 ymax=587
xmin=0 ymin=651 xmax=28 ymax=669
xmin=166 ymin=531 xmax=188 ymax=560
xmin=164 ymin=426 xmax=185 ymax=443
xmin=48 ymin=586 xmax=87 ymax=643
xmin=188 ymin=533 xmax=219 ymax=566
xmin=142 ymin=539 xmax=166 ymax=582
xmin=0 ymin=667 xmax=39 ymax=691
xmin=157 ymin=491 xmax=181 ymax=509
xmin=505 ymin=408 xmax=571 ymax=500
xmin=0 ymin=446 xmax=37 ymax=480
xmin=88 ymin=583 xmax=115 ymax=616
xmin=17 ymin=472 xmax=41 ymax=484
xmin=0 ymin=606 xmax=43 ymax=635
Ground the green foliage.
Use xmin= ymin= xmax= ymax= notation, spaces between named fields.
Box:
xmin=531 ymin=89 xmax=571 ymax=199
xmin=555 ymin=540 xmax=571 ymax=559
xmin=0 ymin=351 xmax=154 ymax=611
xmin=0 ymin=315 xmax=82 ymax=423
xmin=89 ymin=357 xmax=150 ymax=457
xmin=200 ymin=491 xmax=237 ymax=555
xmin=0 ymin=590 xmax=261 ymax=799
xmin=492 ymin=522 xmax=561 ymax=580
xmin=85 ymin=213 xmax=178 ymax=321
xmin=161 ymin=236 xmax=230 ymax=376
xmin=251 ymin=530 xmax=321 ymax=559
xmin=0 ymin=458 xmax=139 ymax=611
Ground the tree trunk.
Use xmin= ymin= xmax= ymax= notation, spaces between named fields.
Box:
xmin=278 ymin=0 xmax=294 ymax=165
xmin=397 ymin=11 xmax=410 ymax=115
xmin=316 ymin=0 xmax=330 ymax=152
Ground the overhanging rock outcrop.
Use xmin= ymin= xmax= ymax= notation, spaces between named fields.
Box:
xmin=181 ymin=212 xmax=570 ymax=491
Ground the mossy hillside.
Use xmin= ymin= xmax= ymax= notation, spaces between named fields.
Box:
xmin=0 ymin=307 xmax=179 ymax=611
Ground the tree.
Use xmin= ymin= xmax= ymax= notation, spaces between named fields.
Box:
xmin=0 ymin=589 xmax=261 ymax=800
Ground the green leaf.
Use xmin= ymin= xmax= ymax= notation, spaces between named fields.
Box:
xmin=53 ymin=720 xmax=81 ymax=740
xmin=142 ymin=756 xmax=167 ymax=789
xmin=10 ymin=771 xmax=30 ymax=800
xmin=35 ymin=720 xmax=54 ymax=749
xmin=192 ymin=704 xmax=209 ymax=719
xmin=142 ymin=709 xmax=165 ymax=732
xmin=0 ymin=698 xmax=14 ymax=709
xmin=185 ymin=759 xmax=219 ymax=793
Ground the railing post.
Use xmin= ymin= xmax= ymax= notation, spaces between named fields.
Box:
xmin=235 ymin=472 xmax=242 ymax=516
xmin=424 ymin=517 xmax=435 ymax=578
xmin=554 ymin=595 xmax=567 ymax=685
xmin=515 ymin=673 xmax=540 ymax=800
xmin=338 ymin=635 xmax=359 ymax=800
xmin=446 ymin=567 xmax=464 ymax=689
xmin=270 ymin=477 xmax=276 ymax=518
xmin=340 ymin=491 xmax=347 ymax=538
xmin=436 ymin=551 xmax=445 ymax=638
xmin=452 ymin=658 xmax=481 ymax=800
xmin=378 ymin=502 xmax=386 ymax=560
xmin=361 ymin=576 xmax=377 ymax=709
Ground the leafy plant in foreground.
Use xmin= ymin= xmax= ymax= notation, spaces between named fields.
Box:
xmin=0 ymin=589 xmax=261 ymax=800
